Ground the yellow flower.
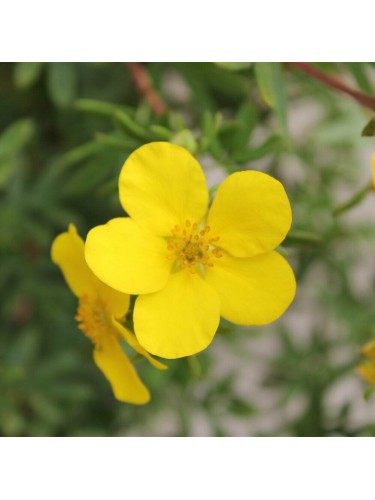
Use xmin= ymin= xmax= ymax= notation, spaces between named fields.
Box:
xmin=85 ymin=142 xmax=296 ymax=359
xmin=51 ymin=224 xmax=166 ymax=404
xmin=372 ymin=153 xmax=375 ymax=190
xmin=357 ymin=340 xmax=375 ymax=386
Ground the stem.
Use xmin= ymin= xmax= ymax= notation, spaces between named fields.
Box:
xmin=131 ymin=354 xmax=143 ymax=363
xmin=186 ymin=356 xmax=202 ymax=380
xmin=289 ymin=62 xmax=375 ymax=112
xmin=284 ymin=230 xmax=323 ymax=246
xmin=332 ymin=182 xmax=372 ymax=216
xmin=127 ymin=62 xmax=167 ymax=116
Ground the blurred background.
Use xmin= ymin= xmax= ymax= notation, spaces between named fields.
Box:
xmin=0 ymin=62 xmax=375 ymax=437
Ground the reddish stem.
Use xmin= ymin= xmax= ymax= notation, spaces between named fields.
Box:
xmin=289 ymin=62 xmax=375 ymax=112
xmin=127 ymin=62 xmax=166 ymax=116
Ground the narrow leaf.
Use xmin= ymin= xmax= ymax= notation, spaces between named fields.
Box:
xmin=361 ymin=117 xmax=375 ymax=137
xmin=0 ymin=119 xmax=36 ymax=160
xmin=14 ymin=62 xmax=44 ymax=89
xmin=47 ymin=62 xmax=77 ymax=107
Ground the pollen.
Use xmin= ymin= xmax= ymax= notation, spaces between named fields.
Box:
xmin=75 ymin=295 xmax=113 ymax=343
xmin=167 ymin=219 xmax=222 ymax=273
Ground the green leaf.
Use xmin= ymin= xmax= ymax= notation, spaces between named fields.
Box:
xmin=0 ymin=118 xmax=36 ymax=160
xmin=186 ymin=356 xmax=202 ymax=380
xmin=214 ymin=62 xmax=252 ymax=72
xmin=14 ymin=62 xmax=44 ymax=89
xmin=283 ymin=230 xmax=323 ymax=246
xmin=171 ymin=130 xmax=197 ymax=154
xmin=94 ymin=132 xmax=138 ymax=151
xmin=254 ymin=62 xmax=288 ymax=139
xmin=74 ymin=98 xmax=131 ymax=117
xmin=150 ymin=125 xmax=173 ymax=140
xmin=47 ymin=62 xmax=77 ymax=107
xmin=228 ymin=398 xmax=257 ymax=416
xmin=220 ymin=102 xmax=258 ymax=152
xmin=193 ymin=63 xmax=249 ymax=100
xmin=364 ymin=386 xmax=375 ymax=401
xmin=58 ymin=141 xmax=104 ymax=169
xmin=7 ymin=328 xmax=39 ymax=366
xmin=114 ymin=110 xmax=154 ymax=141
xmin=361 ymin=116 xmax=375 ymax=137
xmin=29 ymin=394 xmax=64 ymax=425
xmin=0 ymin=406 xmax=26 ymax=436
xmin=199 ymin=111 xmax=221 ymax=151
xmin=231 ymin=135 xmax=281 ymax=164
xmin=63 ymin=159 xmax=112 ymax=196
xmin=346 ymin=63 xmax=373 ymax=95
xmin=255 ymin=62 xmax=275 ymax=107
xmin=0 ymin=160 xmax=15 ymax=188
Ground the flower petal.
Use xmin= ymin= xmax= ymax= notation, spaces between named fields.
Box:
xmin=207 ymin=171 xmax=292 ymax=258
xmin=119 ymin=142 xmax=209 ymax=236
xmin=93 ymin=335 xmax=150 ymax=404
xmin=96 ymin=284 xmax=130 ymax=319
xmin=111 ymin=318 xmax=168 ymax=370
xmin=361 ymin=340 xmax=375 ymax=363
xmin=51 ymin=224 xmax=99 ymax=298
xmin=85 ymin=217 xmax=171 ymax=295
xmin=357 ymin=361 xmax=375 ymax=386
xmin=133 ymin=270 xmax=220 ymax=359
xmin=205 ymin=251 xmax=296 ymax=325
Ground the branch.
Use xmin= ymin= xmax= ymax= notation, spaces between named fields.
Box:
xmin=289 ymin=62 xmax=375 ymax=112
xmin=127 ymin=62 xmax=166 ymax=116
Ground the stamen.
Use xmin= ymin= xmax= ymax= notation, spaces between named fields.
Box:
xmin=166 ymin=221 xmax=222 ymax=272
xmin=75 ymin=295 xmax=113 ymax=344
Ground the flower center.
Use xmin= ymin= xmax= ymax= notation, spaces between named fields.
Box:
xmin=75 ymin=295 xmax=112 ymax=344
xmin=166 ymin=219 xmax=222 ymax=274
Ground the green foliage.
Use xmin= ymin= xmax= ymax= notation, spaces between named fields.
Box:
xmin=46 ymin=62 xmax=77 ymax=107
xmin=1 ymin=61 xmax=375 ymax=436
xmin=254 ymin=62 xmax=288 ymax=140
xmin=362 ymin=116 xmax=375 ymax=137
xmin=14 ymin=62 xmax=44 ymax=90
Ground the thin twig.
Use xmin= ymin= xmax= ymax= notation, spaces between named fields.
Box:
xmin=332 ymin=182 xmax=372 ymax=216
xmin=127 ymin=62 xmax=166 ymax=116
xmin=288 ymin=62 xmax=375 ymax=112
